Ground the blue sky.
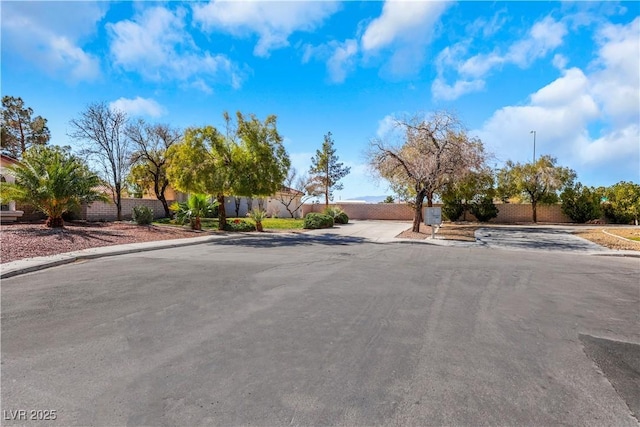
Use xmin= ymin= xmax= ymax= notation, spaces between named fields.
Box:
xmin=2 ymin=1 xmax=639 ymax=200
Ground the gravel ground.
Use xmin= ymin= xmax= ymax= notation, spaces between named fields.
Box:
xmin=0 ymin=221 xmax=210 ymax=264
xmin=573 ymin=228 xmax=640 ymax=251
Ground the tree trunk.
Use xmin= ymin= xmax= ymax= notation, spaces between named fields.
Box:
xmin=217 ymin=194 xmax=226 ymax=230
xmin=156 ymin=180 xmax=171 ymax=218
xmin=412 ymin=191 xmax=427 ymax=232
xmin=46 ymin=216 xmax=64 ymax=228
xmin=532 ymin=200 xmax=537 ymax=223
xmin=115 ymin=182 xmax=122 ymax=221
xmin=234 ymin=198 xmax=241 ymax=217
xmin=159 ymin=196 xmax=170 ymax=218
xmin=256 ymin=221 xmax=263 ymax=232
xmin=194 ymin=216 xmax=201 ymax=231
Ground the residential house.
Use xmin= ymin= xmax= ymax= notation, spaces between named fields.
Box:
xmin=0 ymin=154 xmax=24 ymax=222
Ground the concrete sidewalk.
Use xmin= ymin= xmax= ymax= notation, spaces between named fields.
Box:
xmin=303 ymin=220 xmax=412 ymax=242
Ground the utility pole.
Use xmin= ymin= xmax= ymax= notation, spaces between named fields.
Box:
xmin=530 ymin=130 xmax=536 ymax=163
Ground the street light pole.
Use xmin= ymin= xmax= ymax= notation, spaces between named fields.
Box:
xmin=530 ymin=130 xmax=536 ymax=163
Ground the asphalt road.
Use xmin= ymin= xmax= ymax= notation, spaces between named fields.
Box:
xmin=475 ymin=226 xmax=609 ymax=253
xmin=2 ymin=234 xmax=639 ymax=426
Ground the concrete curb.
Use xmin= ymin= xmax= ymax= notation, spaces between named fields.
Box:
xmin=0 ymin=233 xmax=245 ymax=279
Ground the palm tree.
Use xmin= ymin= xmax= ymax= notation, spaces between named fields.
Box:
xmin=0 ymin=146 xmax=107 ymax=227
xmin=170 ymin=194 xmax=217 ymax=230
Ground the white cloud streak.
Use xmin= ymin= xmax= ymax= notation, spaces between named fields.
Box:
xmin=1 ymin=2 xmax=106 ymax=82
xmin=109 ymin=97 xmax=166 ymax=118
xmin=107 ymin=6 xmax=245 ymax=91
xmin=192 ymin=1 xmax=340 ymax=57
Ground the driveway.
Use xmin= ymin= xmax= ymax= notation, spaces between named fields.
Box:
xmin=2 ymin=237 xmax=638 ymax=426
xmin=303 ymin=219 xmax=411 ymax=241
xmin=475 ymin=225 xmax=610 ymax=254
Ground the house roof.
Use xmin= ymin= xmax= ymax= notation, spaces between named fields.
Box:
xmin=280 ymin=186 xmax=305 ymax=196
xmin=0 ymin=153 xmax=19 ymax=167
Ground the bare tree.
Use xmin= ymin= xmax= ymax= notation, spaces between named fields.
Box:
xmin=368 ymin=111 xmax=486 ymax=232
xmin=69 ymin=102 xmax=130 ymax=220
xmin=126 ymin=120 xmax=181 ymax=217
xmin=276 ymin=167 xmax=321 ymax=218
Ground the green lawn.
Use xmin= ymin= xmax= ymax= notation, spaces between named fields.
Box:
xmin=261 ymin=218 xmax=304 ymax=230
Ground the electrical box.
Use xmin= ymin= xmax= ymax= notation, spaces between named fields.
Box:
xmin=424 ymin=207 xmax=442 ymax=225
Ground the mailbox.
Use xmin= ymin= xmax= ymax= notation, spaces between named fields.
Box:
xmin=424 ymin=207 xmax=442 ymax=225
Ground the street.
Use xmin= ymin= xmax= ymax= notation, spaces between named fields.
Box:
xmin=2 ymin=235 xmax=639 ymax=425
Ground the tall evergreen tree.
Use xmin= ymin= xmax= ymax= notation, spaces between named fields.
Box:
xmin=1 ymin=96 xmax=51 ymax=158
xmin=309 ymin=132 xmax=351 ymax=207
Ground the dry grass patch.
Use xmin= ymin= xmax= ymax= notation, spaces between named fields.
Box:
xmin=573 ymin=228 xmax=640 ymax=251
xmin=397 ymin=223 xmax=479 ymax=241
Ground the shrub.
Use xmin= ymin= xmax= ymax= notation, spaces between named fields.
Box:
xmin=132 ymin=205 xmax=154 ymax=225
xmin=323 ymin=207 xmax=349 ymax=224
xmin=442 ymin=197 xmax=464 ymax=221
xmin=561 ymin=184 xmax=601 ymax=223
xmin=323 ymin=206 xmax=349 ymax=224
xmin=170 ymin=194 xmax=217 ymax=230
xmin=335 ymin=212 xmax=349 ymax=224
xmin=470 ymin=197 xmax=498 ymax=222
xmin=223 ymin=219 xmax=256 ymax=232
xmin=303 ymin=213 xmax=334 ymax=229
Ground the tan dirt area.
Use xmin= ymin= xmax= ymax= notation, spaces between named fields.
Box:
xmin=573 ymin=228 xmax=640 ymax=251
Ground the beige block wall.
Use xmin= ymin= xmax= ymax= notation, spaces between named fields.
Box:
xmin=302 ymin=203 xmax=572 ymax=223
xmin=84 ymin=198 xmax=172 ymax=221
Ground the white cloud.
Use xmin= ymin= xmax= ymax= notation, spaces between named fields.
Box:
xmin=505 ymin=16 xmax=567 ymax=67
xmin=109 ymin=97 xmax=166 ymax=118
xmin=552 ymin=54 xmax=568 ymax=70
xmin=326 ymin=39 xmax=358 ymax=83
xmin=431 ymin=78 xmax=485 ymax=101
xmin=192 ymin=1 xmax=340 ymax=57
xmin=433 ymin=15 xmax=568 ymax=100
xmin=361 ymin=0 xmax=451 ymax=77
xmin=590 ymin=17 xmax=640 ymax=124
xmin=574 ymin=124 xmax=639 ymax=166
xmin=474 ymin=17 xmax=640 ymax=181
xmin=107 ymin=6 xmax=244 ymax=90
xmin=361 ymin=0 xmax=449 ymax=51
xmin=1 ymin=1 xmax=105 ymax=81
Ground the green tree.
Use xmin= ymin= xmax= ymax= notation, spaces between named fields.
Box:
xmin=126 ymin=120 xmax=181 ymax=217
xmin=560 ymin=183 xmax=602 ymax=223
xmin=441 ymin=168 xmax=495 ymax=221
xmin=368 ymin=111 xmax=486 ymax=232
xmin=602 ymin=181 xmax=640 ymax=224
xmin=69 ymin=102 xmax=130 ymax=221
xmin=234 ymin=112 xmax=290 ymax=201
xmin=0 ymin=145 xmax=107 ymax=228
xmin=497 ymin=155 xmax=576 ymax=223
xmin=167 ymin=125 xmax=233 ymax=229
xmin=382 ymin=195 xmax=395 ymax=203
xmin=309 ymin=132 xmax=351 ymax=207
xmin=1 ymin=96 xmax=51 ymax=158
xmin=166 ymin=113 xmax=289 ymax=230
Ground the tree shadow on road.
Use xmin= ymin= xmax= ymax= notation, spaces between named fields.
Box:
xmin=211 ymin=233 xmax=369 ymax=248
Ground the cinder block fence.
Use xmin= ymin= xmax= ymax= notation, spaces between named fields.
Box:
xmin=302 ymin=203 xmax=572 ymax=223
